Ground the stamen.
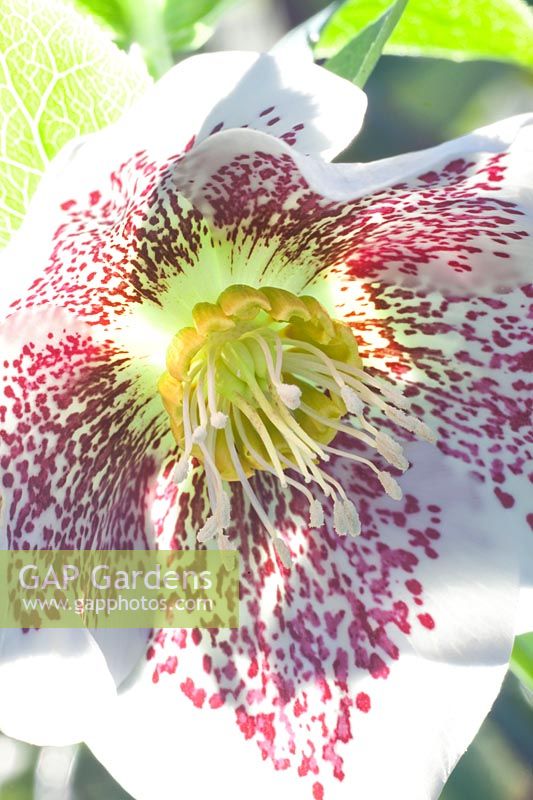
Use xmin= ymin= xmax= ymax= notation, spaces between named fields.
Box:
xmin=277 ymin=382 xmax=302 ymax=410
xmin=207 ymin=350 xmax=228 ymax=428
xmin=223 ymin=422 xmax=283 ymax=552
xmin=340 ymin=385 xmax=364 ymax=416
xmin=384 ymin=407 xmax=436 ymax=443
xmin=211 ymin=411 xmax=229 ymax=429
xmin=284 ymin=337 xmax=348 ymax=390
xmin=333 ymin=498 xmax=348 ymax=536
xmin=309 ymin=499 xmax=324 ymax=528
xmin=375 ymin=433 xmax=409 ymax=472
xmin=197 ymin=515 xmax=218 ymax=543
xmin=234 ymin=409 xmax=323 ymax=528
xmin=377 ymin=470 xmax=403 ymax=501
xmin=192 ymin=425 xmax=207 ymax=444
xmin=232 ymin=398 xmax=286 ymax=485
xmin=158 ymin=283 xmax=436 ymax=561
xmin=244 ymin=333 xmax=301 ymax=409
xmin=343 ymin=499 xmax=361 ymax=537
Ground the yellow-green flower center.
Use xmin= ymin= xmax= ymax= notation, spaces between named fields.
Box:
xmin=158 ymin=284 xmax=434 ymax=561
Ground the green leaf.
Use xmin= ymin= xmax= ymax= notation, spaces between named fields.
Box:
xmin=510 ymin=632 xmax=533 ymax=693
xmin=325 ymin=0 xmax=408 ymax=86
xmin=68 ymin=0 xmax=173 ymax=77
xmin=317 ymin=0 xmax=533 ymax=71
xmin=0 ymin=0 xmax=151 ymax=248
xmin=67 ymin=0 xmax=129 ymax=44
xmin=163 ymin=0 xmax=237 ymax=52
xmin=68 ymin=0 xmax=237 ymax=75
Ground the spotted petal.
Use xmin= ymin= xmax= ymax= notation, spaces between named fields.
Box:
xmin=175 ymin=114 xmax=533 ymax=294
xmin=0 ymin=308 xmax=166 ymax=740
xmin=86 ymin=443 xmax=520 ymax=800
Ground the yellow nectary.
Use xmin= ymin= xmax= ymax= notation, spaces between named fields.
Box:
xmin=158 ymin=284 xmax=435 ymax=555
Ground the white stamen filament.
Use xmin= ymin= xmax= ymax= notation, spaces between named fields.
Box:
xmin=245 ymin=333 xmax=302 ymax=410
xmin=224 ymin=422 xmax=279 ymax=542
xmin=207 ymin=351 xmax=228 ymax=428
xmin=234 ymin=409 xmax=324 ymax=528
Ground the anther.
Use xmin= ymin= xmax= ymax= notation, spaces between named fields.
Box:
xmin=174 ymin=456 xmax=190 ymax=484
xmin=210 ymin=411 xmax=228 ymax=429
xmin=197 ymin=516 xmax=217 ymax=543
xmin=333 ymin=498 xmax=348 ymax=537
xmin=274 ymin=537 xmax=292 ymax=568
xmin=192 ymin=425 xmax=207 ymax=444
xmin=340 ymin=385 xmax=364 ymax=416
xmin=378 ymin=471 xmax=403 ymax=501
xmin=309 ymin=499 xmax=325 ymax=528
xmin=343 ymin=499 xmax=361 ymax=537
xmin=276 ymin=382 xmax=302 ymax=410
xmin=374 ymin=431 xmax=409 ymax=467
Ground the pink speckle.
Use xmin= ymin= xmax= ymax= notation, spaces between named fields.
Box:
xmin=405 ymin=579 xmax=423 ymax=595
xmin=180 ymin=677 xmax=206 ymax=709
xmin=355 ymin=692 xmax=371 ymax=713
xmin=209 ymin=692 xmax=224 ymax=709
xmin=417 ymin=613 xmax=436 ymax=630
xmin=312 ymin=781 xmax=324 ymax=800
xmin=494 ymin=487 xmax=515 ymax=509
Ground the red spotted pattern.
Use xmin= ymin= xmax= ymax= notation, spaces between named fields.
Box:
xmin=0 ymin=312 xmax=168 ymax=549
xmin=145 ymin=447 xmax=446 ymax=796
xmin=11 ymin=153 xmax=210 ymax=329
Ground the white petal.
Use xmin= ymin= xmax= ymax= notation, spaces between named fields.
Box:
xmin=298 ymin=112 xmax=533 ymax=202
xmin=85 ymin=443 xmax=520 ymax=800
xmin=0 ymin=629 xmax=116 ymax=746
xmin=122 ymin=51 xmax=367 ymax=161
xmin=515 ymin=526 xmax=533 ymax=635
xmin=89 ymin=628 xmax=150 ymax=687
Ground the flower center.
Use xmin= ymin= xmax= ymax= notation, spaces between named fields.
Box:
xmin=158 ymin=284 xmax=434 ymax=561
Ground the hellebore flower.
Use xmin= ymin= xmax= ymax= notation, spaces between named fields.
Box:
xmin=0 ymin=52 xmax=532 ymax=799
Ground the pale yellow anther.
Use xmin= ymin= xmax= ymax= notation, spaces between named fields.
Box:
xmin=166 ymin=327 xmax=204 ymax=381
xmin=261 ymin=287 xmax=311 ymax=322
xmin=217 ymin=284 xmax=271 ymax=320
xmin=192 ymin=302 xmax=235 ymax=336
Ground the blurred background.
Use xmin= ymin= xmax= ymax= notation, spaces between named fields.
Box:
xmin=1 ymin=0 xmax=532 ymax=797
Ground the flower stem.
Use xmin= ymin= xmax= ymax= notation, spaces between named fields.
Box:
xmin=510 ymin=633 xmax=533 ymax=693
xmin=119 ymin=0 xmax=174 ymax=79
